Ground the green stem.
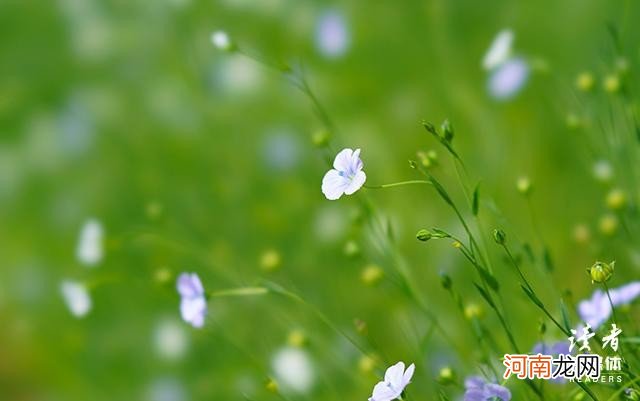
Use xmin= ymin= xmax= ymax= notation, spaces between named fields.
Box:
xmin=209 ymin=287 xmax=269 ymax=298
xmin=365 ymin=180 xmax=432 ymax=189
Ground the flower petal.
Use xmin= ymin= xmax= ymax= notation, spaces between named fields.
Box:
xmin=344 ymin=170 xmax=366 ymax=195
xmin=322 ymin=169 xmax=349 ymax=200
xmin=611 ymin=281 xmax=640 ymax=306
xmin=487 ymin=57 xmax=529 ymax=100
xmin=180 ymin=296 xmax=207 ymax=328
xmin=176 ymin=272 xmax=202 ymax=298
xmin=485 ymin=383 xmax=511 ymax=401
xmin=384 ymin=361 xmax=405 ymax=387
xmin=332 ymin=148 xmax=354 ymax=171
xmin=464 ymin=376 xmax=485 ymax=390
xmin=402 ymin=363 xmax=415 ymax=385
xmin=483 ymin=29 xmax=514 ymax=70
xmin=369 ymin=381 xmax=397 ymax=401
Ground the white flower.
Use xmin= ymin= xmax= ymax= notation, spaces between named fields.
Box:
xmin=315 ymin=10 xmax=350 ymax=58
xmin=369 ymin=361 xmax=415 ymax=401
xmin=76 ymin=218 xmax=104 ymax=267
xmin=211 ymin=30 xmax=232 ymax=51
xmin=487 ymin=57 xmax=529 ymax=100
xmin=483 ymin=29 xmax=514 ymax=70
xmin=154 ymin=318 xmax=188 ymax=360
xmin=593 ymin=160 xmax=613 ymax=182
xmin=321 ymin=148 xmax=366 ymax=200
xmin=176 ymin=272 xmax=207 ymax=328
xmin=272 ymin=347 xmax=315 ymax=393
xmin=60 ymin=280 xmax=92 ymax=318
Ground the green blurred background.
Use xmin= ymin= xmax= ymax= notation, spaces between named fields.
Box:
xmin=2 ymin=0 xmax=640 ymax=400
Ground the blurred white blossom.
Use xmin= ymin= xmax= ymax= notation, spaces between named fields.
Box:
xmin=154 ymin=318 xmax=188 ymax=360
xmin=60 ymin=280 xmax=92 ymax=318
xmin=76 ymin=218 xmax=104 ymax=267
xmin=211 ymin=30 xmax=232 ymax=51
xmin=272 ymin=347 xmax=315 ymax=393
xmin=483 ymin=29 xmax=513 ymax=70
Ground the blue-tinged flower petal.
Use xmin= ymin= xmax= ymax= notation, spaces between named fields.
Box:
xmin=487 ymin=57 xmax=529 ymax=100
xmin=322 ymin=169 xmax=350 ymax=200
xmin=485 ymin=383 xmax=511 ymax=400
xmin=611 ymin=281 xmax=640 ymax=305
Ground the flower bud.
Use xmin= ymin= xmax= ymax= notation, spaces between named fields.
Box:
xmin=464 ymin=303 xmax=483 ymax=320
xmin=573 ymin=224 xmax=591 ymax=245
xmin=154 ymin=267 xmax=172 ymax=285
xmin=624 ymin=388 xmax=640 ymax=401
xmin=311 ymin=129 xmax=331 ymax=148
xmin=603 ymin=74 xmax=620 ymax=93
xmin=538 ymin=320 xmax=546 ymax=335
xmin=593 ymin=160 xmax=613 ymax=182
xmin=572 ymin=392 xmax=586 ymax=401
xmin=358 ymin=355 xmax=376 ymax=373
xmin=587 ymin=261 xmax=615 ymax=284
xmin=516 ymin=177 xmax=532 ymax=195
xmin=265 ymin=379 xmax=279 ymax=393
xmin=493 ymin=228 xmax=507 ymax=245
xmin=354 ymin=318 xmax=368 ymax=335
xmin=599 ymin=214 xmax=619 ymax=236
xmin=287 ymin=329 xmax=306 ymax=348
xmin=576 ymin=72 xmax=595 ymax=92
xmin=440 ymin=272 xmax=452 ymax=290
xmin=416 ymin=229 xmax=432 ymax=242
xmin=343 ymin=240 xmax=360 ymax=257
xmin=606 ymin=188 xmax=627 ymax=210
xmin=361 ymin=264 xmax=384 ymax=286
xmin=210 ymin=30 xmax=235 ymax=52
xmin=260 ymin=249 xmax=281 ymax=272
xmin=441 ymin=119 xmax=454 ymax=143
xmin=437 ymin=366 xmax=456 ymax=385
xmin=565 ymin=113 xmax=582 ymax=130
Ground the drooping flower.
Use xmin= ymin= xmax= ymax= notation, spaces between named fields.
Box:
xmin=76 ymin=218 xmax=104 ymax=267
xmin=315 ymin=10 xmax=350 ymax=58
xmin=487 ymin=57 xmax=530 ymax=100
xmin=368 ymin=361 xmax=415 ymax=401
xmin=321 ymin=148 xmax=366 ymax=200
xmin=464 ymin=376 xmax=511 ymax=401
xmin=60 ymin=280 xmax=92 ymax=318
xmin=483 ymin=29 xmax=514 ymax=70
xmin=272 ymin=346 xmax=315 ymax=393
xmin=176 ymin=272 xmax=207 ymax=328
xmin=578 ymin=281 xmax=640 ymax=330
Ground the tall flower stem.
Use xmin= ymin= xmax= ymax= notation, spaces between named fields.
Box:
xmin=364 ymin=180 xmax=432 ymax=189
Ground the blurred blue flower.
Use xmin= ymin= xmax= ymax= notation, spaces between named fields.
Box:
xmin=176 ymin=273 xmax=207 ymax=328
xmin=368 ymin=361 xmax=415 ymax=401
xmin=531 ymin=341 xmax=570 ymax=383
xmin=322 ymin=148 xmax=366 ymax=200
xmin=578 ymin=281 xmax=640 ymax=330
xmin=315 ymin=10 xmax=350 ymax=58
xmin=464 ymin=376 xmax=511 ymax=401
xmin=487 ymin=57 xmax=529 ymax=100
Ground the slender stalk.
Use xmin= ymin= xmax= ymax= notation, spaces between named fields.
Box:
xmin=365 ymin=180 xmax=432 ymax=189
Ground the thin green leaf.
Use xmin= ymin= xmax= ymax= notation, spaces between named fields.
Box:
xmin=472 ymin=184 xmax=480 ymax=216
